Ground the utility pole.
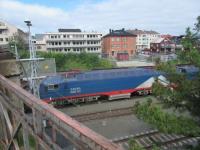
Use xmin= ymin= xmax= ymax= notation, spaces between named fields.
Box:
xmin=24 ymin=20 xmax=39 ymax=97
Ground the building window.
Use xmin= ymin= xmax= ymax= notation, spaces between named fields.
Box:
xmin=0 ymin=38 xmax=3 ymax=41
xmin=124 ymin=44 xmax=127 ymax=48
xmin=123 ymin=37 xmax=127 ymax=41
xmin=116 ymin=38 xmax=120 ymax=41
xmin=112 ymin=51 xmax=115 ymax=56
xmin=63 ymin=35 xmax=66 ymax=38
xmin=6 ymin=38 xmax=9 ymax=42
xmin=111 ymin=38 xmax=115 ymax=41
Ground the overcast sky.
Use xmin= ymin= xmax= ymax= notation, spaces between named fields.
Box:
xmin=0 ymin=0 xmax=199 ymax=35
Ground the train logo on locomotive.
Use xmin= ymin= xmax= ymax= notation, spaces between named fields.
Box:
xmin=70 ymin=87 xmax=81 ymax=94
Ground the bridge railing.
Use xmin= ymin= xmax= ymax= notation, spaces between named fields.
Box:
xmin=0 ymin=74 xmax=123 ymax=150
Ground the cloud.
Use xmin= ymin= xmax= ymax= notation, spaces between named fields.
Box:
xmin=0 ymin=0 xmax=200 ymax=35
xmin=0 ymin=0 xmax=70 ymax=33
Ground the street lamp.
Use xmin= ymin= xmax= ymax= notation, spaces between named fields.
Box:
xmin=24 ymin=20 xmax=39 ymax=96
xmin=24 ymin=21 xmax=32 ymax=54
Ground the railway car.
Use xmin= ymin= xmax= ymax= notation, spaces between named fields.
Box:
xmin=39 ymin=67 xmax=165 ymax=105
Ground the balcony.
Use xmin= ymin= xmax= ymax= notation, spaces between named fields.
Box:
xmin=0 ymin=26 xmax=8 ymax=30
xmin=46 ymin=44 xmax=101 ymax=49
xmin=46 ymin=37 xmax=101 ymax=41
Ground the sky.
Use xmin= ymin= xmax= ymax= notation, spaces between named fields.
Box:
xmin=0 ymin=0 xmax=200 ymax=35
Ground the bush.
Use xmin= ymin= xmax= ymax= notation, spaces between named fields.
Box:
xmin=129 ymin=139 xmax=145 ymax=150
xmin=19 ymin=51 xmax=114 ymax=71
xmin=133 ymin=102 xmax=200 ymax=136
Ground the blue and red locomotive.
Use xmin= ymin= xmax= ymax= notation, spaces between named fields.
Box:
xmin=39 ymin=65 xmax=198 ymax=106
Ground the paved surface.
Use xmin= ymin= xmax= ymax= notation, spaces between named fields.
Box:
xmin=116 ymin=60 xmax=155 ymax=67
xmin=59 ymin=96 xmax=156 ymax=141
xmin=58 ymin=95 xmax=196 ymax=149
xmin=59 ymin=96 xmax=156 ymax=116
xmin=83 ymin=114 xmax=154 ymax=140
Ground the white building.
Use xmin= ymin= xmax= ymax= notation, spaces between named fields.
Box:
xmin=127 ymin=29 xmax=160 ymax=51
xmin=34 ymin=34 xmax=47 ymax=51
xmin=43 ymin=29 xmax=102 ymax=54
xmin=0 ymin=21 xmax=27 ymax=46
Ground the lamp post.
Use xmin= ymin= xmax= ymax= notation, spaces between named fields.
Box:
xmin=24 ymin=21 xmax=35 ymax=58
xmin=24 ymin=20 xmax=39 ymax=97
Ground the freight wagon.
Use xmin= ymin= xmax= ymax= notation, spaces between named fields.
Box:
xmin=39 ymin=65 xmax=198 ymax=106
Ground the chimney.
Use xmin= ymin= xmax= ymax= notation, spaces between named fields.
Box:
xmin=122 ymin=28 xmax=125 ymax=31
xmin=109 ymin=29 xmax=112 ymax=33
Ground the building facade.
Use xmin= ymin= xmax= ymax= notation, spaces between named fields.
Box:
xmin=0 ymin=21 xmax=27 ymax=47
xmin=150 ymin=38 xmax=175 ymax=53
xmin=34 ymin=34 xmax=47 ymax=51
xmin=127 ymin=29 xmax=160 ymax=51
xmin=102 ymin=29 xmax=137 ymax=60
xmin=44 ymin=29 xmax=102 ymax=54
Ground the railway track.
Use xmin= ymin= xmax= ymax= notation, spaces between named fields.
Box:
xmin=113 ymin=130 xmax=200 ymax=150
xmin=72 ymin=107 xmax=133 ymax=122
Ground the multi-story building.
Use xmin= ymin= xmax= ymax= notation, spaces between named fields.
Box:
xmin=102 ymin=29 xmax=137 ymax=60
xmin=45 ymin=29 xmax=102 ymax=54
xmin=34 ymin=34 xmax=47 ymax=51
xmin=0 ymin=21 xmax=28 ymax=47
xmin=127 ymin=29 xmax=160 ymax=51
xmin=150 ymin=38 xmax=175 ymax=53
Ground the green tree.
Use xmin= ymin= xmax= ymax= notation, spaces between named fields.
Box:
xmin=153 ymin=16 xmax=200 ymax=118
xmin=9 ymin=33 xmax=28 ymax=51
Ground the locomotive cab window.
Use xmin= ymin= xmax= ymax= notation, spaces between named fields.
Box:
xmin=47 ymin=84 xmax=59 ymax=90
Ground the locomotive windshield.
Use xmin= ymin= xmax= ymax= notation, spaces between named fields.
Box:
xmin=47 ymin=84 xmax=59 ymax=90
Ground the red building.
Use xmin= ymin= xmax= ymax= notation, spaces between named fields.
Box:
xmin=102 ymin=29 xmax=137 ymax=60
